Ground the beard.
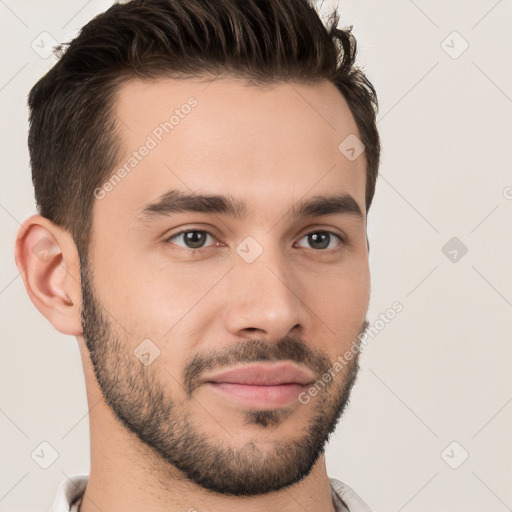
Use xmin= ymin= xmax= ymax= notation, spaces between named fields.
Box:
xmin=79 ymin=258 xmax=367 ymax=496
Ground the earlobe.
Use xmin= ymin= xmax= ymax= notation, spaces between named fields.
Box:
xmin=14 ymin=215 xmax=83 ymax=336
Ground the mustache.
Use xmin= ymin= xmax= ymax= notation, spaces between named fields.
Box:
xmin=183 ymin=320 xmax=369 ymax=397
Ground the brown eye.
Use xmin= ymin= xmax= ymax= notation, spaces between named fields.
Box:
xmin=166 ymin=230 xmax=216 ymax=250
xmin=296 ymin=231 xmax=343 ymax=250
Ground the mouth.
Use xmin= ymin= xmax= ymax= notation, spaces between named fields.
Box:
xmin=201 ymin=362 xmax=315 ymax=409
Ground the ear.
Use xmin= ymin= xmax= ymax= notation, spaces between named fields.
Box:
xmin=14 ymin=215 xmax=83 ymax=335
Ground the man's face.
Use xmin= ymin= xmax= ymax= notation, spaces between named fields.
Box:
xmin=81 ymin=77 xmax=370 ymax=495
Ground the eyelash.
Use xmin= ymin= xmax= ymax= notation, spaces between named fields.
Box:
xmin=164 ymin=228 xmax=345 ymax=255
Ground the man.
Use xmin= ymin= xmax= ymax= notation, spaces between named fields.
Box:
xmin=15 ymin=0 xmax=380 ymax=510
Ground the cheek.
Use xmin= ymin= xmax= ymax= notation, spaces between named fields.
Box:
xmin=107 ymin=260 xmax=231 ymax=342
xmin=304 ymin=258 xmax=370 ymax=339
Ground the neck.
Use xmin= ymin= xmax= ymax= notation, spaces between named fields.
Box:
xmin=78 ymin=393 xmax=336 ymax=512
xmin=79 ymin=451 xmax=335 ymax=512
xmin=76 ymin=344 xmax=337 ymax=512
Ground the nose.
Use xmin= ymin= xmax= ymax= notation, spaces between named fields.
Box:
xmin=222 ymin=241 xmax=309 ymax=342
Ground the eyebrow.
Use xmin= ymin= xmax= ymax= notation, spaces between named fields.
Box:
xmin=136 ymin=189 xmax=364 ymax=223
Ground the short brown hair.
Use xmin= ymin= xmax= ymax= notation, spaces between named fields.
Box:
xmin=28 ymin=0 xmax=380 ymax=257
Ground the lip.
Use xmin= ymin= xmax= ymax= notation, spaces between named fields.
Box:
xmin=201 ymin=362 xmax=316 ymax=386
xmin=201 ymin=362 xmax=316 ymax=409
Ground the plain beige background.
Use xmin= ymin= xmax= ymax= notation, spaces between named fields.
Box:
xmin=1 ymin=1 xmax=511 ymax=511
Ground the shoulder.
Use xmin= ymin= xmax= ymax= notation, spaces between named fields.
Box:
xmin=50 ymin=474 xmax=88 ymax=512
xmin=329 ymin=477 xmax=374 ymax=512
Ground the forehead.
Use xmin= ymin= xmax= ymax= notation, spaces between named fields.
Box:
xmin=97 ymin=76 xmax=366 ymax=226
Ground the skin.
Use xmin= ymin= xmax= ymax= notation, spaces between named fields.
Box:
xmin=16 ymin=77 xmax=370 ymax=512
